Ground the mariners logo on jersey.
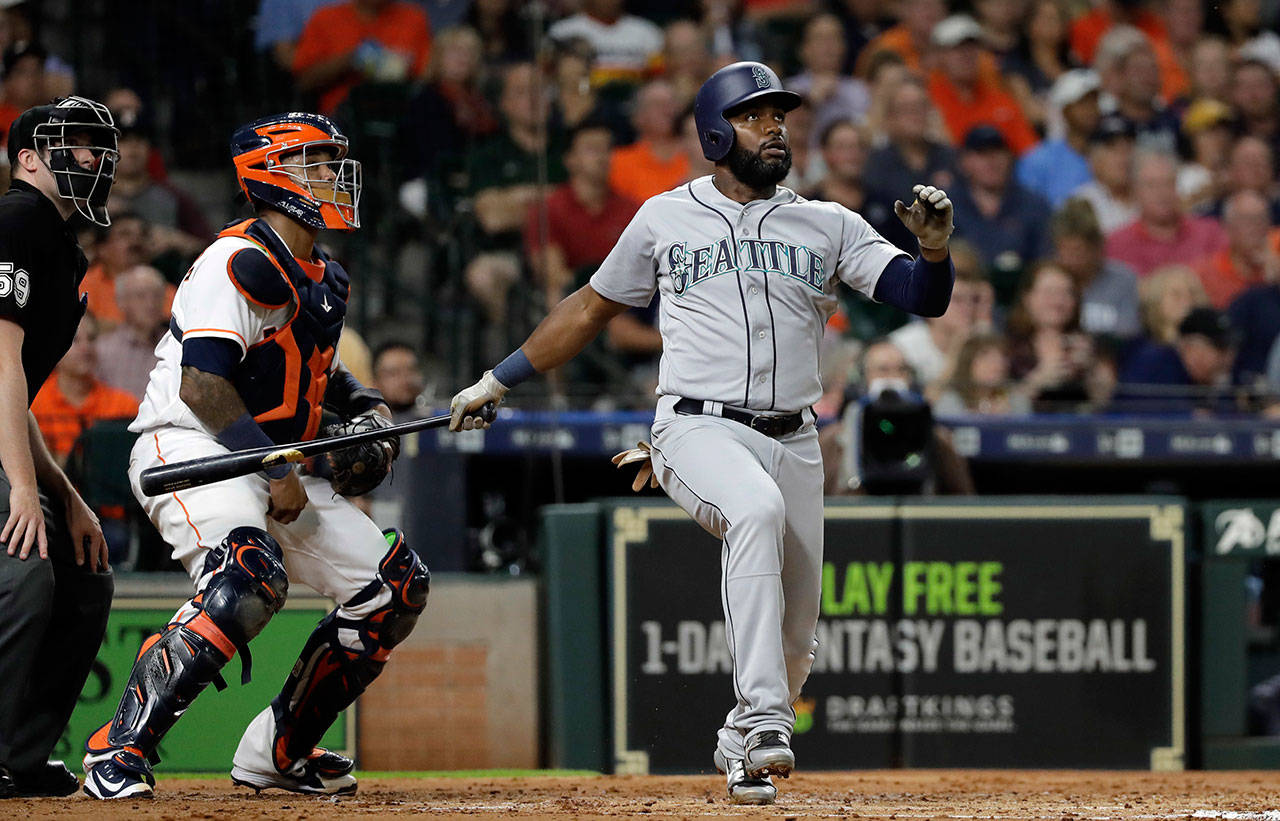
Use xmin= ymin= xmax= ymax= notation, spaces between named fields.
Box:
xmin=667 ymin=237 xmax=825 ymax=296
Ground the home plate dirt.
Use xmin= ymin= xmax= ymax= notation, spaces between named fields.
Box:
xmin=10 ymin=770 xmax=1280 ymax=818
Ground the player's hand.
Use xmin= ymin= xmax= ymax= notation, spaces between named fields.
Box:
xmin=449 ymin=370 xmax=508 ymax=432
xmin=894 ymin=184 xmax=954 ymax=250
xmin=267 ymin=470 xmax=308 ymax=524
xmin=3 ymin=482 xmax=47 ymax=560
xmin=65 ymin=490 xmax=108 ymax=572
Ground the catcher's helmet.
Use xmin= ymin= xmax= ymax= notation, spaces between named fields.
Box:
xmin=8 ymin=96 xmax=120 ymax=226
xmin=230 ymin=112 xmax=361 ymax=231
xmin=694 ymin=62 xmax=802 ymax=162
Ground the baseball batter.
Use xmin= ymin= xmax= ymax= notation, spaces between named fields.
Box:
xmin=83 ymin=113 xmax=419 ymax=799
xmin=451 ymin=62 xmax=955 ymax=805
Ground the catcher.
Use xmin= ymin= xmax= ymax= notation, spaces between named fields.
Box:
xmin=83 ymin=113 xmax=417 ymax=799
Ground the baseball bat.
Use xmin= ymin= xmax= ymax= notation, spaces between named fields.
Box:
xmin=139 ymin=402 xmax=497 ymax=497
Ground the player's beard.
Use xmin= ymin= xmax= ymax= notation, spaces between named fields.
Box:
xmin=727 ymin=141 xmax=792 ymax=189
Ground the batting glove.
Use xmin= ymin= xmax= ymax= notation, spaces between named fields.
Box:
xmin=449 ymin=370 xmax=508 ymax=431
xmin=611 ymin=441 xmax=660 ymax=492
xmin=894 ymin=184 xmax=954 ymax=251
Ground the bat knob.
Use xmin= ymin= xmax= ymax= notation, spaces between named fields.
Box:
xmin=477 ymin=401 xmax=498 ymax=424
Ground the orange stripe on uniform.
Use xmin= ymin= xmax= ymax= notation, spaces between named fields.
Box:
xmin=183 ymin=327 xmax=248 ymax=347
xmin=154 ymin=433 xmax=205 ymax=547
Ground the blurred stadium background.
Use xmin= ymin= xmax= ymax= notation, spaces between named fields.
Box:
xmin=15 ymin=0 xmax=1280 ymax=778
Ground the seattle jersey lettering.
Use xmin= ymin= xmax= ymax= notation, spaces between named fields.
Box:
xmin=667 ymin=237 xmax=825 ymax=296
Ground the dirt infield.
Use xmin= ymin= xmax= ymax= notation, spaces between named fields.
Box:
xmin=10 ymin=770 xmax=1280 ymax=819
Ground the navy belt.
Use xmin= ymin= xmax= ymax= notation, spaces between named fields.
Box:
xmin=673 ymin=398 xmax=805 ymax=438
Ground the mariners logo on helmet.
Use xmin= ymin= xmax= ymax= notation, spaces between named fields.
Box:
xmin=693 ymin=62 xmax=802 ymax=162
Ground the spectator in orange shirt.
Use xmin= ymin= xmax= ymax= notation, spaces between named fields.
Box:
xmin=927 ymin=15 xmax=1039 ymax=156
xmin=80 ymin=214 xmax=176 ymax=327
xmin=292 ymin=0 xmax=432 ymax=115
xmin=30 ymin=318 xmax=139 ymax=465
xmin=1195 ymin=191 xmax=1279 ymax=308
xmin=608 ymin=79 xmax=689 ymax=202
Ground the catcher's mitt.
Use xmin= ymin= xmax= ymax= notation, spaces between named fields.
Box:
xmin=317 ymin=411 xmax=399 ymax=497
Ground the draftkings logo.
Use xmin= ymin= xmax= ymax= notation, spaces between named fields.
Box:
xmin=792 ymin=696 xmax=816 ymax=735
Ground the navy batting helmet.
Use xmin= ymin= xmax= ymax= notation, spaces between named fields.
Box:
xmin=694 ymin=62 xmax=802 ymax=162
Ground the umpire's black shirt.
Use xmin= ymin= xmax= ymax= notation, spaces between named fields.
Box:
xmin=0 ymin=179 xmax=87 ymax=403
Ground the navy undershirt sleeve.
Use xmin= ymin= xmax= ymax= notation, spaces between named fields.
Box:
xmin=871 ymin=254 xmax=956 ymax=318
xmin=180 ymin=337 xmax=243 ymax=379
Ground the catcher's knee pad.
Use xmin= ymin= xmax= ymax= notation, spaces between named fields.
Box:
xmin=87 ymin=527 xmax=287 ymax=762
xmin=270 ymin=529 xmax=427 ymax=770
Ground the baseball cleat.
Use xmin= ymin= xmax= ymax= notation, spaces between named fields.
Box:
xmin=230 ymin=750 xmax=358 ymax=796
xmin=82 ymin=749 xmax=155 ymax=800
xmin=743 ymin=730 xmax=794 ymax=778
xmin=714 ymin=748 xmax=777 ymax=805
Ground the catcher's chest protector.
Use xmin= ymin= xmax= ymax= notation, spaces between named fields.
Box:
xmin=219 ymin=218 xmax=348 ymax=444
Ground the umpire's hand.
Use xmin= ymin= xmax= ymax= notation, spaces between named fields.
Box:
xmin=65 ymin=490 xmax=108 ymax=572
xmin=894 ymin=184 xmax=954 ymax=250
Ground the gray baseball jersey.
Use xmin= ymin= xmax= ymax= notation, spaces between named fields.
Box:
xmin=594 ymin=175 xmax=911 ymax=768
xmin=590 ymin=175 xmax=907 ymax=412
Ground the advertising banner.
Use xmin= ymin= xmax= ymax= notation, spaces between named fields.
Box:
xmin=609 ymin=501 xmax=1184 ymax=773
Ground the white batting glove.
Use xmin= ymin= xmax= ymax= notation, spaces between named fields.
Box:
xmin=611 ymin=441 xmax=659 ymax=492
xmin=894 ymin=184 xmax=954 ymax=250
xmin=449 ymin=370 xmax=508 ymax=431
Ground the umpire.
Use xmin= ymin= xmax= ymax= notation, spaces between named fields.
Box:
xmin=0 ymin=96 xmax=118 ymax=798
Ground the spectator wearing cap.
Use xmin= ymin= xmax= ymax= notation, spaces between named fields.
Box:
xmin=948 ymin=124 xmax=1053 ymax=305
xmin=92 ymin=265 xmax=169 ymax=400
xmin=1051 ymin=198 xmax=1141 ymax=339
xmin=1015 ymin=69 xmax=1101 ymax=208
xmin=291 ymin=0 xmax=432 ymax=115
xmin=0 ymin=41 xmax=45 ymax=147
xmin=108 ymin=113 xmax=210 ymax=266
xmin=864 ymin=78 xmax=957 ymax=252
xmin=1070 ymin=113 xmax=1138 ymax=235
xmin=608 ymin=80 xmax=688 ymax=203
xmin=1106 ymin=149 xmax=1226 ymax=277
xmin=547 ymin=0 xmax=663 ymax=89
xmin=1093 ymin=26 xmax=1181 ymax=155
xmin=787 ymin=14 xmax=872 ymax=145
xmin=1195 ymin=191 xmax=1280 ymax=309
xmin=1178 ymin=98 xmax=1235 ymax=208
xmin=1231 ymin=59 xmax=1280 ymax=161
xmin=527 ymin=121 xmax=640 ymax=306
xmin=1118 ymin=306 xmax=1240 ymax=414
xmin=927 ymin=15 xmax=1039 ymax=156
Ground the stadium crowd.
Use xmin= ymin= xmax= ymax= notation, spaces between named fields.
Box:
xmin=4 ymin=0 xmax=1280 ymax=474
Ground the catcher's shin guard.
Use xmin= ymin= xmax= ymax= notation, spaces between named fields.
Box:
xmin=85 ymin=527 xmax=288 ymax=764
xmin=270 ymin=529 xmax=427 ymax=771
